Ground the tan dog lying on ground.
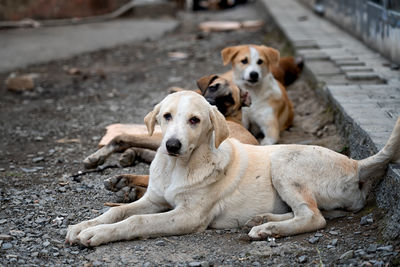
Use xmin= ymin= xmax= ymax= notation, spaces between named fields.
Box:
xmin=83 ymin=75 xmax=257 ymax=200
xmin=222 ymin=44 xmax=294 ymax=145
xmin=84 ymin=75 xmax=257 ymax=169
xmin=66 ymin=91 xmax=400 ymax=246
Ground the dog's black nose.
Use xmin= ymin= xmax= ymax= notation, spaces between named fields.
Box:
xmin=166 ymin=138 xmax=182 ymax=154
xmin=249 ymin=71 xmax=259 ymax=82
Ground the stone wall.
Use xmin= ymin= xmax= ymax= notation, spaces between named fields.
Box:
xmin=298 ymin=0 xmax=400 ymax=65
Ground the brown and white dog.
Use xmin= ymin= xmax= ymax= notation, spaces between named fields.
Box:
xmin=66 ymin=91 xmax=400 ymax=246
xmin=221 ymin=44 xmax=294 ymax=145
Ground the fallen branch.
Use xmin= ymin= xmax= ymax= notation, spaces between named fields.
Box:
xmin=69 ymin=164 xmax=119 ymax=182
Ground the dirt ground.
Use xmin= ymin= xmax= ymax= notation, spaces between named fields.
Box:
xmin=1 ymin=4 xmax=399 ymax=266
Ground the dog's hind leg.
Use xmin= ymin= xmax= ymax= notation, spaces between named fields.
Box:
xmin=248 ymin=182 xmax=326 ymax=239
xmin=119 ymin=148 xmax=156 ymax=167
xmin=104 ymin=174 xmax=149 ymax=202
xmin=83 ymin=134 xmax=160 ymax=169
xmin=245 ymin=212 xmax=294 ymax=228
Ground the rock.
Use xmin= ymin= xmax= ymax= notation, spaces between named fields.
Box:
xmin=5 ymin=74 xmax=36 ymax=92
xmin=20 ymin=167 xmax=44 ymax=173
xmin=367 ymin=244 xmax=377 ymax=253
xmin=58 ymin=187 xmax=67 ymax=193
xmin=0 ymin=219 xmax=7 ymax=225
xmin=298 ymin=255 xmax=307 ymax=263
xmin=329 ymin=230 xmax=338 ymax=235
xmin=330 ymin=239 xmax=338 ymax=246
xmin=377 ymin=245 xmax=393 ymax=252
xmin=155 ymin=240 xmax=166 ymax=246
xmin=188 ymin=262 xmax=202 ymax=267
xmin=340 ymin=250 xmax=354 ymax=260
xmin=308 ymin=236 xmax=319 ymax=244
xmin=43 ymin=241 xmax=50 ymax=247
xmin=355 ymin=249 xmax=367 ymax=258
xmin=32 ymin=157 xmax=44 ymax=163
xmin=314 ymin=233 xmax=323 ymax=237
xmin=9 ymin=230 xmax=25 ymax=238
xmin=2 ymin=242 xmax=13 ymax=250
xmin=360 ymin=214 xmax=373 ymax=225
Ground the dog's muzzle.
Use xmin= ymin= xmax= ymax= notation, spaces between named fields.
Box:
xmin=248 ymin=71 xmax=259 ymax=83
xmin=166 ymin=138 xmax=182 ymax=156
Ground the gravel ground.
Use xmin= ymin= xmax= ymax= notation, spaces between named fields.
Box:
xmin=1 ymin=4 xmax=399 ymax=266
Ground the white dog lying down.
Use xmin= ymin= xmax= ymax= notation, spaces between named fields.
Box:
xmin=66 ymin=91 xmax=400 ymax=246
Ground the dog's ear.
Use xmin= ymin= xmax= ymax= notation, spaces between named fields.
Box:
xmin=144 ymin=103 xmax=161 ymax=136
xmin=196 ymin=75 xmax=219 ymax=93
xmin=260 ymin=46 xmax=280 ymax=68
xmin=209 ymin=106 xmax=229 ymax=148
xmin=239 ymin=88 xmax=251 ymax=107
xmin=221 ymin=46 xmax=241 ymax=66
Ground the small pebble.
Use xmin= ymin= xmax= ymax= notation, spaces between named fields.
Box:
xmin=308 ymin=236 xmax=319 ymax=244
xmin=155 ymin=240 xmax=166 ymax=246
xmin=298 ymin=255 xmax=307 ymax=263
xmin=367 ymin=244 xmax=377 ymax=253
xmin=377 ymin=245 xmax=393 ymax=252
xmin=360 ymin=213 xmax=373 ymax=225
xmin=32 ymin=157 xmax=44 ymax=163
xmin=1 ymin=242 xmax=13 ymax=250
xmin=329 ymin=230 xmax=338 ymax=235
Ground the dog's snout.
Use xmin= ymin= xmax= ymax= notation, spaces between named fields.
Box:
xmin=249 ymin=71 xmax=259 ymax=82
xmin=166 ymin=138 xmax=182 ymax=155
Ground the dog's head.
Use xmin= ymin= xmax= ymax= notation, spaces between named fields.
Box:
xmin=196 ymin=74 xmax=251 ymax=122
xmin=221 ymin=45 xmax=280 ymax=87
xmin=144 ymin=91 xmax=229 ymax=158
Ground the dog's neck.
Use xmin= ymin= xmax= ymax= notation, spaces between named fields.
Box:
xmin=226 ymin=113 xmax=242 ymax=125
xmin=171 ymin=134 xmax=231 ymax=184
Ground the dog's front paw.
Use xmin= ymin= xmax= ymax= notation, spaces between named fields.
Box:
xmin=77 ymin=225 xmax=116 ymax=247
xmin=248 ymin=225 xmax=272 ymax=240
xmin=65 ymin=221 xmax=93 ymax=245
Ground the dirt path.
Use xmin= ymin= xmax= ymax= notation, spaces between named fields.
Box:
xmin=0 ymin=4 xmax=398 ymax=266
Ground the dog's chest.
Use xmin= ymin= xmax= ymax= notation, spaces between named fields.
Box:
xmin=163 ymin=170 xmax=189 ymax=206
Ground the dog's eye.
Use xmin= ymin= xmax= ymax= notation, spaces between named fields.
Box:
xmin=257 ymin=59 xmax=263 ymax=65
xmin=189 ymin=116 xmax=200 ymax=125
xmin=241 ymin=58 xmax=248 ymax=64
xmin=163 ymin=113 xmax=172 ymax=121
xmin=208 ymin=84 xmax=219 ymax=92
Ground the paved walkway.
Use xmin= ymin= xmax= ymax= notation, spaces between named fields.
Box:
xmin=0 ymin=18 xmax=178 ymax=73
xmin=259 ymin=0 xmax=400 ymax=239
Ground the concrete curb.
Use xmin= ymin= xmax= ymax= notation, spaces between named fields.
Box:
xmin=257 ymin=0 xmax=400 ymax=239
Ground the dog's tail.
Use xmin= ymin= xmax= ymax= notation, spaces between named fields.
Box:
xmin=272 ymin=56 xmax=304 ymax=87
xmin=358 ymin=117 xmax=400 ymax=183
